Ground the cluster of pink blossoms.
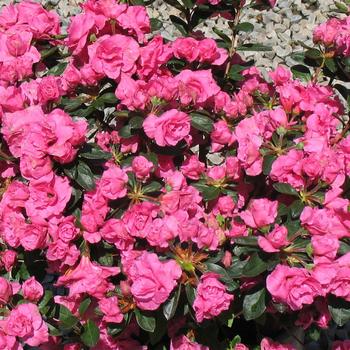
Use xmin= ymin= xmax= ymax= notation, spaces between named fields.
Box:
xmin=0 ymin=0 xmax=350 ymax=349
xmin=313 ymin=15 xmax=350 ymax=57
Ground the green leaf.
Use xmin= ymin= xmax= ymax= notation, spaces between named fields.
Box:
xmin=290 ymin=51 xmax=305 ymax=63
xmin=328 ymin=297 xmax=350 ymax=326
xmin=291 ymin=64 xmax=311 ymax=82
xmin=334 ymin=84 xmax=350 ymax=101
xmin=143 ymin=181 xmax=162 ymax=194
xmin=98 ymin=92 xmax=118 ymax=104
xmin=206 ymin=263 xmax=231 ymax=281
xmin=213 ymin=27 xmax=231 ymax=44
xmin=278 ymin=203 xmax=288 ymax=217
xmin=206 ymin=263 xmax=238 ymax=291
xmin=79 ymin=143 xmax=112 ymax=160
xmin=48 ymin=323 xmax=61 ymax=336
xmin=64 ymin=164 xmax=77 ymax=181
xmin=59 ymin=305 xmax=79 ymax=330
xmin=237 ymin=44 xmax=272 ymax=52
xmin=60 ymin=97 xmax=85 ymax=112
xmin=39 ymin=290 xmax=53 ymax=314
xmin=242 ymin=253 xmax=268 ymax=277
xmin=185 ymin=284 xmax=196 ymax=305
xmin=273 ymin=182 xmax=299 ymax=196
xmin=81 ymin=320 xmax=100 ymax=347
xmin=79 ymin=297 xmax=92 ymax=316
xmin=99 ymin=254 xmax=114 ymax=266
xmin=127 ymin=172 xmax=137 ymax=188
xmin=235 ymin=22 xmax=254 ymax=33
xmin=192 ymin=183 xmax=220 ymax=201
xmin=47 ymin=62 xmax=68 ymax=76
xmin=305 ymin=48 xmax=322 ymax=60
xmin=170 ymin=15 xmax=188 ymax=36
xmin=190 ymin=113 xmax=214 ymax=133
xmin=129 ymin=116 xmax=144 ymax=129
xmin=243 ymin=288 xmax=266 ymax=321
xmin=325 ymin=58 xmax=337 ymax=73
xmin=335 ymin=1 xmax=349 ymax=13
xmin=338 ymin=240 xmax=350 ymax=255
xmin=119 ymin=125 xmax=133 ymax=138
xmin=234 ymin=236 xmax=258 ymax=246
xmin=76 ymin=161 xmax=96 ymax=190
xmin=150 ymin=18 xmax=163 ymax=31
xmin=289 ymin=200 xmax=305 ymax=219
xmin=135 ymin=309 xmax=156 ymax=332
xmin=41 ymin=46 xmax=58 ymax=59
xmin=262 ymin=155 xmax=276 ymax=175
xmin=228 ymin=64 xmax=246 ymax=81
xmin=181 ymin=0 xmax=194 ymax=8
xmin=163 ymin=286 xmax=181 ymax=320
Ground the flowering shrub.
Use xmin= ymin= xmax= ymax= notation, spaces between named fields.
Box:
xmin=1 ymin=0 xmax=350 ymax=349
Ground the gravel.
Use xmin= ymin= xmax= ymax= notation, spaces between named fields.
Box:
xmin=0 ymin=0 xmax=336 ymax=70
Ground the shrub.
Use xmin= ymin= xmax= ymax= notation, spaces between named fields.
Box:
xmin=0 ymin=0 xmax=350 ymax=349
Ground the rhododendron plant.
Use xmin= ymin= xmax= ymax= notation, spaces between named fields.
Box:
xmin=1 ymin=0 xmax=350 ymax=348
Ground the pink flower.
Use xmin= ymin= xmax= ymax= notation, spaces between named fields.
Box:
xmin=46 ymin=108 xmax=87 ymax=164
xmin=99 ymin=218 xmax=134 ymax=251
xmin=269 ymin=66 xmax=292 ymax=85
xmin=25 ymin=175 xmax=72 ymax=220
xmin=98 ymin=297 xmax=123 ymax=324
xmin=198 ymin=38 xmax=228 ymax=65
xmin=131 ymin=156 xmax=153 ymax=180
xmin=37 ymin=76 xmax=63 ymax=104
xmin=313 ymin=18 xmax=341 ymax=46
xmin=332 ymin=340 xmax=350 ymax=350
xmin=170 ymin=335 xmax=209 ymax=350
xmin=88 ymin=34 xmax=140 ymax=80
xmin=56 ymin=216 xmax=79 ymax=243
xmin=2 ymin=106 xmax=45 ymax=158
xmin=211 ymin=120 xmax=235 ymax=152
xmin=81 ymin=188 xmax=109 ymax=234
xmin=193 ymin=273 xmax=233 ymax=322
xmin=138 ymin=35 xmax=172 ymax=78
xmin=4 ymin=303 xmax=48 ymax=347
xmin=213 ymin=196 xmax=236 ymax=218
xmin=116 ymin=5 xmax=150 ymax=43
xmin=0 ymin=329 xmax=21 ymax=350
xmin=0 ymin=277 xmax=12 ymax=305
xmin=22 ymin=277 xmax=43 ymax=302
xmin=67 ymin=13 xmax=96 ymax=55
xmin=99 ymin=164 xmax=128 ymax=200
xmin=143 ymin=110 xmax=191 ymax=147
xmin=175 ymin=70 xmax=221 ymax=105
xmin=180 ymin=155 xmax=205 ymax=180
xmin=173 ymin=37 xmax=200 ymax=62
xmin=115 ymin=74 xmax=148 ymax=110
xmin=57 ymin=255 xmax=120 ymax=299
xmin=62 ymin=62 xmax=81 ymax=90
xmin=240 ymin=199 xmax=278 ymax=229
xmin=234 ymin=344 xmax=249 ymax=350
xmin=20 ymin=221 xmax=47 ymax=251
xmin=260 ymin=338 xmax=296 ymax=350
xmin=258 ymin=225 xmax=289 ymax=253
xmin=1 ymin=250 xmax=17 ymax=271
xmin=311 ymin=234 xmax=339 ymax=263
xmin=267 ymin=265 xmax=322 ymax=310
xmin=16 ymin=1 xmax=60 ymax=38
xmin=128 ymin=252 xmax=182 ymax=310
xmin=0 ymin=86 xmax=24 ymax=114
xmin=235 ymin=117 xmax=263 ymax=176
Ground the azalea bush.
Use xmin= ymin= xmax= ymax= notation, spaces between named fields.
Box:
xmin=1 ymin=0 xmax=350 ymax=349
